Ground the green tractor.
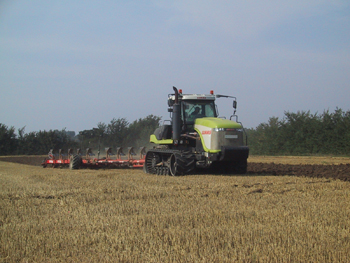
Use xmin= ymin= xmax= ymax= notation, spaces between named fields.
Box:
xmin=143 ymin=87 xmax=249 ymax=176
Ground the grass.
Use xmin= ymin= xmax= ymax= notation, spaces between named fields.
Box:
xmin=1 ymin=160 xmax=350 ymax=262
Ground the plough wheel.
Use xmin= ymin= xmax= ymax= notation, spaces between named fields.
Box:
xmin=42 ymin=158 xmax=47 ymax=168
xmin=69 ymin=154 xmax=81 ymax=170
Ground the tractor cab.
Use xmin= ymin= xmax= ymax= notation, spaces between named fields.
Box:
xmin=168 ymin=90 xmax=218 ymax=132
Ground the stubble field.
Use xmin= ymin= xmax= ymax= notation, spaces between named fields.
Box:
xmin=1 ymin=156 xmax=350 ymax=262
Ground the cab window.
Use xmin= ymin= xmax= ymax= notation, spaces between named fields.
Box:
xmin=182 ymin=100 xmax=216 ymax=124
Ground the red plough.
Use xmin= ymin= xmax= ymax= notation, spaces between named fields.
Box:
xmin=42 ymin=149 xmax=74 ymax=168
xmin=42 ymin=147 xmax=146 ymax=169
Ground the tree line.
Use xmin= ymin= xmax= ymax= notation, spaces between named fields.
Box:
xmin=76 ymin=115 xmax=161 ymax=152
xmin=1 ymin=109 xmax=349 ymax=156
xmin=0 ymin=115 xmax=161 ymax=156
xmin=246 ymin=108 xmax=350 ymax=156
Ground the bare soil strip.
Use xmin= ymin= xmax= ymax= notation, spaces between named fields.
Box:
xmin=248 ymin=162 xmax=350 ymax=181
xmin=0 ymin=156 xmax=44 ymax=166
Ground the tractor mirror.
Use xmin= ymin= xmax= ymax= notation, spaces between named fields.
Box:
xmin=168 ymin=108 xmax=173 ymax=112
xmin=233 ymin=100 xmax=237 ymax=109
xmin=168 ymin=99 xmax=174 ymax=107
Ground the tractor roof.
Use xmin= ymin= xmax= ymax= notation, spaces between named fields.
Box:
xmin=168 ymin=94 xmax=216 ymax=101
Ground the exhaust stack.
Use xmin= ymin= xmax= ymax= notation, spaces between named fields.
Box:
xmin=172 ymin=86 xmax=181 ymax=141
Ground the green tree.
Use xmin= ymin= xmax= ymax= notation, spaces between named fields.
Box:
xmin=247 ymin=117 xmax=284 ymax=155
xmin=247 ymin=109 xmax=350 ymax=156
xmin=17 ymin=129 xmax=78 ymax=155
xmin=0 ymin=123 xmax=17 ymax=155
xmin=282 ymin=111 xmax=321 ymax=154
xmin=77 ymin=127 xmax=104 ymax=151
xmin=126 ymin=115 xmax=162 ymax=148
xmin=320 ymin=108 xmax=350 ymax=154
xmin=106 ymin=118 xmax=129 ymax=148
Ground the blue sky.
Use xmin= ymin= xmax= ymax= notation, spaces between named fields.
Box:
xmin=1 ymin=0 xmax=349 ymax=133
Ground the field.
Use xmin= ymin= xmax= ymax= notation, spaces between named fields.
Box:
xmin=1 ymin=156 xmax=350 ymax=262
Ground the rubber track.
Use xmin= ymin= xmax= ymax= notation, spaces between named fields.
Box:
xmin=145 ymin=150 xmax=195 ymax=176
xmin=173 ymin=152 xmax=196 ymax=175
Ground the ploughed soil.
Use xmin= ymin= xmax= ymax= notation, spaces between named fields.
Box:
xmin=0 ymin=156 xmax=45 ymax=166
xmin=0 ymin=156 xmax=349 ymax=182
xmin=248 ymin=162 xmax=350 ymax=182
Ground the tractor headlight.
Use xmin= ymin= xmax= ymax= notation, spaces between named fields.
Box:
xmin=236 ymin=129 xmax=243 ymax=132
xmin=214 ymin=128 xmax=225 ymax=132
